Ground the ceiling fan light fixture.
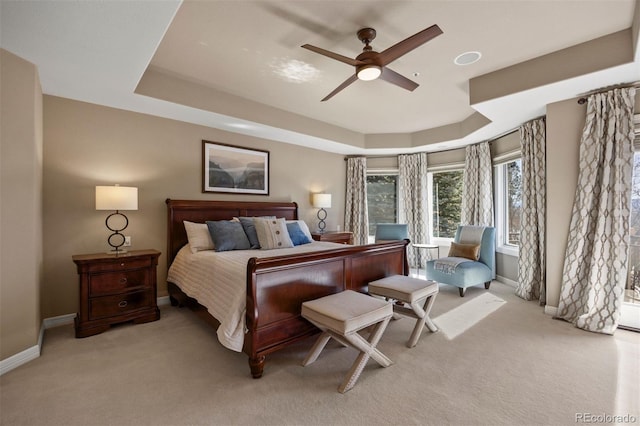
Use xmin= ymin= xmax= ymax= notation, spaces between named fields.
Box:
xmin=357 ymin=64 xmax=381 ymax=81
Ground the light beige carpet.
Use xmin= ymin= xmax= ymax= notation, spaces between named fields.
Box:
xmin=1 ymin=282 xmax=638 ymax=426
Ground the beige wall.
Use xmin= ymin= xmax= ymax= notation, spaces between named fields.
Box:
xmin=1 ymin=49 xmax=43 ymax=360
xmin=545 ymin=98 xmax=583 ymax=308
xmin=42 ymin=96 xmax=346 ymax=318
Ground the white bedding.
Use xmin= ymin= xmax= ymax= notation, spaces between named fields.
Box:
xmin=167 ymin=241 xmax=344 ymax=352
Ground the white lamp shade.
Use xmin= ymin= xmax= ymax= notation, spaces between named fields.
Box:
xmin=312 ymin=193 xmax=332 ymax=208
xmin=96 ymin=185 xmax=138 ymax=211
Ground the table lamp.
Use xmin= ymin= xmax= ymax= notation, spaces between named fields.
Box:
xmin=96 ymin=185 xmax=138 ymax=254
xmin=312 ymin=193 xmax=331 ymax=233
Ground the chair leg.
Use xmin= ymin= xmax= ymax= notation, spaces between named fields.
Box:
xmin=484 ymin=281 xmax=491 ymax=289
xmin=459 ymin=287 xmax=466 ymax=297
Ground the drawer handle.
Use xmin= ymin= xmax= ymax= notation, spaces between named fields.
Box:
xmin=120 ymin=263 xmax=125 ymax=267
xmin=119 ymin=277 xmax=128 ymax=284
xmin=118 ymin=301 xmax=128 ymax=308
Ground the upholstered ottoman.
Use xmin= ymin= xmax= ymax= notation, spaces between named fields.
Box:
xmin=368 ymin=275 xmax=439 ymax=348
xmin=301 ymin=290 xmax=393 ymax=393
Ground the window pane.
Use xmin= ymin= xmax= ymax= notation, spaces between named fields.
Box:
xmin=627 ymin=152 xmax=640 ymax=304
xmin=366 ymin=175 xmax=398 ymax=236
xmin=432 ymin=171 xmax=463 ymax=238
xmin=506 ymin=159 xmax=522 ymax=245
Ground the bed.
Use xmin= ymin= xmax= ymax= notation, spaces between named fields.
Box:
xmin=165 ymin=199 xmax=409 ymax=378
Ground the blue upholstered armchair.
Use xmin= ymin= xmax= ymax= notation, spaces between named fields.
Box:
xmin=425 ymin=225 xmax=495 ymax=297
xmin=374 ymin=223 xmax=409 ymax=243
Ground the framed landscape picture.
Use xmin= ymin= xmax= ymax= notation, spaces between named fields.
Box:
xmin=202 ymin=140 xmax=269 ymax=195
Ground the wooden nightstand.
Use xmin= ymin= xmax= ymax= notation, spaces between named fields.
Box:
xmin=72 ymin=249 xmax=161 ymax=338
xmin=311 ymin=231 xmax=353 ymax=245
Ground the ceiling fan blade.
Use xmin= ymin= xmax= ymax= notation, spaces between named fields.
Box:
xmin=321 ymin=74 xmax=358 ymax=102
xmin=377 ymin=24 xmax=443 ymax=66
xmin=379 ymin=67 xmax=419 ymax=92
xmin=302 ymin=44 xmax=364 ymax=67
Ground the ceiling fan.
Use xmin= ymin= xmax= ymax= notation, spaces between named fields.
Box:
xmin=302 ymin=25 xmax=443 ymax=101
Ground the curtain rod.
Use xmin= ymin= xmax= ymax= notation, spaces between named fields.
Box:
xmin=577 ymin=81 xmax=640 ymax=104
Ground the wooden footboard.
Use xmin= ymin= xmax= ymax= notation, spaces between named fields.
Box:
xmin=165 ymin=199 xmax=409 ymax=378
xmin=244 ymin=240 xmax=409 ymax=378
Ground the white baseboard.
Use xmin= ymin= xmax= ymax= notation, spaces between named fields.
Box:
xmin=496 ymin=275 xmax=517 ymax=288
xmin=43 ymin=313 xmax=77 ymax=329
xmin=2 ymin=296 xmax=169 ymax=376
xmin=0 ymin=345 xmax=40 ymax=376
xmin=544 ymin=305 xmax=558 ymax=316
xmin=0 ymin=313 xmax=77 ymax=376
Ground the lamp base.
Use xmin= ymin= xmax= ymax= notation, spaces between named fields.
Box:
xmin=107 ymin=248 xmax=128 ymax=256
xmin=105 ymin=211 xmax=129 ymax=256
xmin=317 ymin=208 xmax=328 ymax=233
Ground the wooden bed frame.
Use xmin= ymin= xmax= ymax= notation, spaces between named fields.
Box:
xmin=166 ymin=199 xmax=409 ymax=378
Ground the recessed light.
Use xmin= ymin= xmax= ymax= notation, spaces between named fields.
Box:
xmin=454 ymin=51 xmax=481 ymax=66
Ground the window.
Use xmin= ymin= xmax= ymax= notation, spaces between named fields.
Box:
xmin=366 ymin=172 xmax=398 ymax=237
xmin=494 ymin=158 xmax=522 ymax=255
xmin=505 ymin=159 xmax=522 ymax=245
xmin=625 ymin=151 xmax=640 ymax=306
xmin=429 ymin=170 xmax=463 ymax=239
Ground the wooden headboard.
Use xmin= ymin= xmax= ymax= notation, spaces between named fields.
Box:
xmin=165 ymin=199 xmax=299 ymax=266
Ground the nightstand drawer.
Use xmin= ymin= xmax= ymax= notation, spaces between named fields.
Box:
xmin=89 ymin=269 xmax=150 ymax=296
xmin=85 ymin=257 xmax=152 ymax=273
xmin=89 ymin=290 xmax=154 ymax=320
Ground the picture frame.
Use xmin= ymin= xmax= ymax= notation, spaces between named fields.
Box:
xmin=202 ymin=140 xmax=270 ymax=195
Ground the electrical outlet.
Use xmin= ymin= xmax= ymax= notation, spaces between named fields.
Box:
xmin=124 ymin=236 xmax=131 ymax=247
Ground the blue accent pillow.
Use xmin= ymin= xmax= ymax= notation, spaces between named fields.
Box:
xmin=287 ymin=222 xmax=312 ymax=246
xmin=206 ymin=220 xmax=251 ymax=252
xmin=239 ymin=217 xmax=261 ymax=249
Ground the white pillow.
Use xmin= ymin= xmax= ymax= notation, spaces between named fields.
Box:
xmin=286 ymin=220 xmax=313 ymax=242
xmin=183 ymin=220 xmax=214 ymax=253
xmin=254 ymin=217 xmax=294 ymax=250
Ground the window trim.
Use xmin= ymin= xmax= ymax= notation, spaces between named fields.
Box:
xmin=494 ymin=159 xmax=520 ymax=257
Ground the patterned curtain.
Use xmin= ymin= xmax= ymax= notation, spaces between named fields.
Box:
xmin=344 ymin=157 xmax=369 ymax=245
xmin=398 ymin=152 xmax=428 ymax=268
xmin=515 ymin=117 xmax=547 ymax=304
xmin=461 ymin=142 xmax=494 ymax=226
xmin=557 ymin=88 xmax=636 ymax=334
